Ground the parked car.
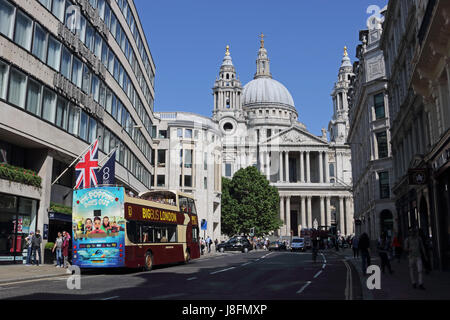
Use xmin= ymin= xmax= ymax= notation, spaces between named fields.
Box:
xmin=216 ymin=236 xmax=253 ymax=253
xmin=268 ymin=241 xmax=287 ymax=251
xmin=290 ymin=237 xmax=305 ymax=252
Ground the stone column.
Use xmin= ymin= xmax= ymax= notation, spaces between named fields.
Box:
xmin=285 ymin=151 xmax=290 ymax=182
xmin=306 ymin=151 xmax=311 ymax=183
xmin=345 ymin=197 xmax=353 ymax=235
xmin=279 ymin=196 xmax=285 ymax=236
xmin=319 ymin=151 xmax=323 ymax=183
xmin=324 ymin=152 xmax=329 ymax=183
xmin=320 ymin=196 xmax=325 ymax=226
xmin=300 ymin=151 xmax=304 ymax=183
xmin=339 ymin=197 xmax=345 ymax=235
xmin=326 ymin=196 xmax=331 ymax=227
xmin=279 ymin=151 xmax=284 ymax=182
xmin=307 ymin=196 xmax=312 ymax=228
xmin=266 ymin=150 xmax=270 ymax=180
xmin=154 ymin=147 xmax=158 ymax=187
xmin=301 ymin=196 xmax=306 ymax=228
xmin=286 ymin=196 xmax=291 ymax=236
xmin=260 ymin=150 xmax=265 ymax=175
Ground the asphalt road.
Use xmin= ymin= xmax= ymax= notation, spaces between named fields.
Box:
xmin=0 ymin=249 xmax=362 ymax=300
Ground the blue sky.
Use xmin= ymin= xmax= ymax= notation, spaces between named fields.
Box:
xmin=135 ymin=0 xmax=388 ymax=136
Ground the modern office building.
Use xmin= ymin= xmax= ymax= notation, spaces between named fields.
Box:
xmin=0 ymin=0 xmax=157 ymax=263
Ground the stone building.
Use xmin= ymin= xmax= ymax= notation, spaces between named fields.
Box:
xmin=210 ymin=36 xmax=355 ymax=237
xmin=347 ymin=11 xmax=396 ymax=243
xmin=0 ymin=0 xmax=157 ymax=263
xmin=380 ymin=0 xmax=450 ymax=269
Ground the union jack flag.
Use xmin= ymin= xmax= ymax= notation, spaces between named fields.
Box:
xmin=75 ymin=140 xmax=99 ymax=189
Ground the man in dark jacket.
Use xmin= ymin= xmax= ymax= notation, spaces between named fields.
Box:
xmin=31 ymin=230 xmax=42 ymax=266
xmin=358 ymin=232 xmax=371 ymax=274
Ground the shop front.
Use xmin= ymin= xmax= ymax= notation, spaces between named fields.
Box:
xmin=0 ymin=193 xmax=38 ymax=264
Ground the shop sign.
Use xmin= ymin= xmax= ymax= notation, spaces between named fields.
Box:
xmin=408 ymin=169 xmax=428 ymax=185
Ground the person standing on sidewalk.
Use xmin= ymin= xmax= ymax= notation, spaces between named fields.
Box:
xmin=392 ymin=233 xmax=402 ymax=262
xmin=24 ymin=231 xmax=34 ymax=265
xmin=352 ymin=235 xmax=359 ymax=259
xmin=52 ymin=232 xmax=63 ymax=268
xmin=62 ymin=231 xmax=70 ymax=268
xmin=405 ymin=228 xmax=427 ymax=290
xmin=206 ymin=236 xmax=212 ymax=253
xmin=377 ymin=232 xmax=394 ymax=274
xmin=358 ymin=232 xmax=371 ymax=275
xmin=31 ymin=230 xmax=42 ymax=266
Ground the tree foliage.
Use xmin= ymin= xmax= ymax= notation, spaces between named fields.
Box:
xmin=221 ymin=166 xmax=281 ymax=236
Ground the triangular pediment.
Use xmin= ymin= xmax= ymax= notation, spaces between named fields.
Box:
xmin=264 ymin=126 xmax=329 ymax=146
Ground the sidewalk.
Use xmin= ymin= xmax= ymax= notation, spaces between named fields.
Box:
xmin=333 ymin=248 xmax=450 ymax=300
xmin=0 ymin=264 xmax=69 ymax=284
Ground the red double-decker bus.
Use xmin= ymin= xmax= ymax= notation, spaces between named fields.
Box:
xmin=72 ymin=187 xmax=200 ymax=271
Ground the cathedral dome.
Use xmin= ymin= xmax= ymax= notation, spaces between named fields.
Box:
xmin=242 ymin=77 xmax=295 ymax=109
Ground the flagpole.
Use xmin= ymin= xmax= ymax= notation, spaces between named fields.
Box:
xmin=98 ymin=147 xmax=118 ymax=166
xmin=51 ymin=139 xmax=98 ymax=186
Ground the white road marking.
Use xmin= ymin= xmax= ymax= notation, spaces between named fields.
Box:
xmin=210 ymin=267 xmax=235 ymax=275
xmin=296 ymin=281 xmax=312 ymax=294
xmin=101 ymin=296 xmax=120 ymax=300
xmin=241 ymin=262 xmax=252 ymax=266
xmin=186 ymin=277 xmax=197 ymax=281
xmin=343 ymin=259 xmax=353 ymax=300
xmin=322 ymin=264 xmax=326 ymax=269
xmin=152 ymin=293 xmax=185 ymax=300
xmin=313 ymin=270 xmax=323 ymax=278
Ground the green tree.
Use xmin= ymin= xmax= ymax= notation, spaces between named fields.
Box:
xmin=221 ymin=166 xmax=281 ymax=236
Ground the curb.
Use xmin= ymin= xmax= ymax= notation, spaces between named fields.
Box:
xmin=0 ymin=272 xmax=69 ymax=285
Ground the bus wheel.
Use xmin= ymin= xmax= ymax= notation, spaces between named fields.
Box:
xmin=184 ymin=250 xmax=191 ymax=264
xmin=144 ymin=252 xmax=153 ymax=271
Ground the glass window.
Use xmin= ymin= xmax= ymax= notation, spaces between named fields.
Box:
xmin=65 ymin=1 xmax=77 ymax=32
xmin=185 ymin=129 xmax=192 ymax=138
xmin=85 ymin=23 xmax=94 ymax=52
xmin=97 ymin=0 xmax=105 ymax=19
xmin=101 ymin=41 xmax=108 ymax=66
xmin=103 ymin=128 xmax=110 ymax=153
xmin=26 ymin=79 xmax=42 ymax=115
xmin=82 ymin=64 xmax=91 ymax=94
xmin=88 ymin=116 xmax=97 ymax=143
xmin=79 ymin=111 xmax=88 ymax=140
xmin=185 ymin=150 xmax=192 ymax=168
xmin=99 ymin=81 xmax=106 ymax=107
xmin=94 ymin=33 xmax=102 ymax=58
xmin=0 ymin=0 xmax=14 ymax=39
xmin=91 ymin=74 xmax=99 ymax=102
xmin=8 ymin=68 xmax=27 ymax=108
xmin=42 ymin=88 xmax=57 ymax=123
xmin=55 ymin=97 xmax=68 ymax=130
xmin=52 ymin=0 xmax=65 ymax=22
xmin=374 ymin=93 xmax=385 ymax=119
xmin=38 ymin=0 xmax=52 ymax=10
xmin=71 ymin=57 xmax=82 ymax=88
xmin=68 ymin=104 xmax=79 ymax=135
xmin=379 ymin=171 xmax=390 ymax=199
xmin=105 ymin=89 xmax=112 ymax=113
xmin=0 ymin=61 xmax=8 ymax=100
xmin=76 ymin=14 xmax=86 ymax=43
xmin=104 ymin=2 xmax=111 ymax=27
xmin=61 ymin=46 xmax=72 ymax=79
xmin=376 ymin=131 xmax=388 ymax=158
xmin=177 ymin=128 xmax=182 ymax=137
xmin=225 ymin=163 xmax=231 ymax=177
xmin=14 ymin=10 xmax=33 ymax=51
xmin=111 ymin=94 xmax=117 ymax=118
xmin=47 ymin=36 xmax=62 ymax=71
xmin=110 ymin=13 xmax=116 ymax=37
xmin=32 ymin=23 xmax=47 ymax=62
xmin=116 ymin=100 xmax=122 ymax=124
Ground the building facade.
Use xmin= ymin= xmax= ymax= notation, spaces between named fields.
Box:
xmin=211 ymin=38 xmax=355 ymax=238
xmin=348 ymin=12 xmax=396 ymax=244
xmin=152 ymin=111 xmax=223 ymax=242
xmin=381 ymin=0 xmax=450 ymax=269
xmin=0 ymin=0 xmax=157 ymax=263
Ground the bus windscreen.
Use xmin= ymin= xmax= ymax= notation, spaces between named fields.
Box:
xmin=72 ymin=187 xmax=126 ymax=268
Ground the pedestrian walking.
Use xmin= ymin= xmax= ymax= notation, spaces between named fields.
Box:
xmin=405 ymin=228 xmax=427 ymax=289
xmin=214 ymin=238 xmax=218 ymax=251
xmin=358 ymin=232 xmax=371 ymax=275
xmin=62 ymin=231 xmax=70 ymax=268
xmin=419 ymin=229 xmax=432 ymax=274
xmin=206 ymin=236 xmax=212 ymax=253
xmin=352 ymin=235 xmax=359 ymax=258
xmin=392 ymin=233 xmax=402 ymax=262
xmin=31 ymin=230 xmax=42 ymax=266
xmin=52 ymin=232 xmax=63 ymax=267
xmin=24 ymin=231 xmax=34 ymax=265
xmin=200 ymin=237 xmax=205 ymax=255
xmin=377 ymin=232 xmax=394 ymax=274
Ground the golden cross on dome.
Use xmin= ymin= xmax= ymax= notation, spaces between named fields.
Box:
xmin=225 ymin=45 xmax=230 ymax=56
xmin=260 ymin=32 xmax=265 ymax=48
xmin=344 ymin=46 xmax=348 ymax=57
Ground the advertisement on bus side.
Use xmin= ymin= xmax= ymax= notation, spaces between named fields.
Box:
xmin=72 ymin=187 xmax=125 ymax=268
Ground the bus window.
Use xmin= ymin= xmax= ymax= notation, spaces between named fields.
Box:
xmin=188 ymin=198 xmax=197 ymax=214
xmin=192 ymin=226 xmax=199 ymax=243
xmin=126 ymin=220 xmax=138 ymax=243
xmin=179 ymin=196 xmax=189 ymax=213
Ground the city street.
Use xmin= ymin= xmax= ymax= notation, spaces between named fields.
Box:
xmin=0 ymin=250 xmax=361 ymax=300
